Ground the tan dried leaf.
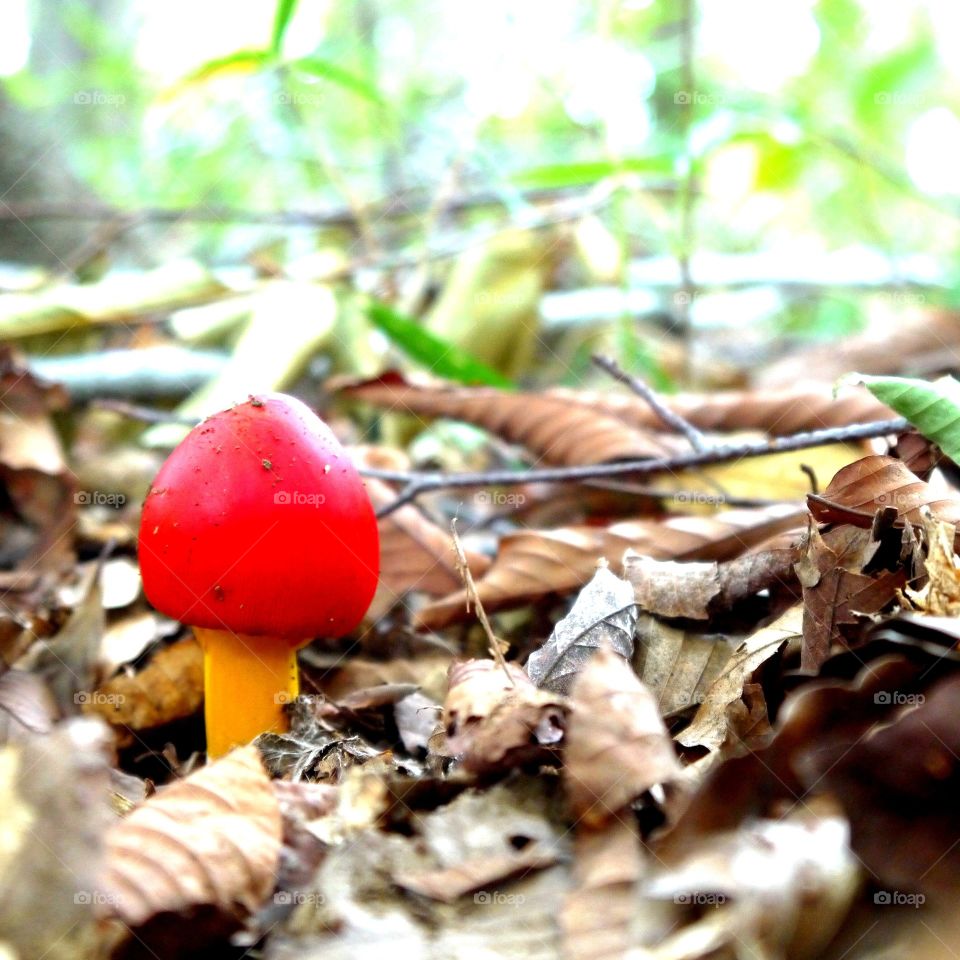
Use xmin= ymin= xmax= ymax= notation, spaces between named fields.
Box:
xmin=634 ymin=615 xmax=736 ymax=716
xmin=562 ymin=819 xmax=647 ymax=960
xmin=903 ymin=513 xmax=960 ymax=614
xmin=353 ymin=446 xmax=490 ymax=601
xmin=796 ymin=524 xmax=905 ymax=670
xmin=394 ymin=844 xmax=559 ymax=902
xmin=624 ymin=542 xmax=799 ymax=620
xmin=336 ymin=373 xmax=687 ymax=465
xmin=677 ymin=605 xmax=802 ymax=757
xmin=808 ymin=454 xmax=960 ymax=530
xmin=98 ymin=745 xmax=282 ymax=927
xmin=549 ymin=381 xmax=893 ymax=435
xmin=82 ymin=636 xmax=204 ymax=747
xmin=443 ymin=659 xmax=567 ymax=774
xmin=565 ymin=646 xmax=680 ymax=827
xmin=526 ymin=564 xmax=637 ymax=694
xmin=416 ymin=506 xmax=805 ymax=630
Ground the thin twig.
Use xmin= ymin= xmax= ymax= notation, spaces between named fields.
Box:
xmin=92 ymin=399 xmax=200 ymax=426
xmin=363 ymin=416 xmax=910 ymax=516
xmin=592 ymin=354 xmax=707 ymax=450
xmin=450 ymin=519 xmax=514 ymax=683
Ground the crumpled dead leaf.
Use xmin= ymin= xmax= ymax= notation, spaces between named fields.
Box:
xmin=416 ymin=506 xmax=804 ymax=630
xmin=527 ymin=563 xmax=637 ymax=695
xmin=354 ymin=446 xmax=491 ymax=607
xmin=82 ymin=636 xmax=204 ymax=747
xmin=676 ymin=605 xmax=801 ymax=759
xmin=808 ymin=454 xmax=960 ymax=532
xmin=634 ymin=616 xmax=735 ymax=718
xmin=624 ymin=542 xmax=799 ymax=620
xmin=98 ymin=745 xmax=281 ymax=934
xmin=902 ymin=512 xmax=960 ymax=615
xmin=564 ymin=646 xmax=680 ymax=828
xmin=0 ymin=347 xmax=75 ymax=572
xmin=443 ymin=659 xmax=567 ymax=775
xmin=795 ymin=524 xmax=905 ymax=670
xmin=563 ymin=819 xmax=651 ymax=960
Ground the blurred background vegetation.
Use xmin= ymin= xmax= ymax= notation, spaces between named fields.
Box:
xmin=0 ymin=0 xmax=957 ymax=396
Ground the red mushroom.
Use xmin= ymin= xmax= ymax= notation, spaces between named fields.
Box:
xmin=138 ymin=393 xmax=379 ymax=757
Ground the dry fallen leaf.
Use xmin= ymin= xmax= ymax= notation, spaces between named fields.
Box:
xmin=443 ymin=659 xmax=567 ymax=775
xmin=336 ymin=373 xmax=688 ymax=465
xmin=0 ymin=347 xmax=76 ymax=572
xmin=808 ymin=454 xmax=960 ymax=531
xmin=562 ymin=819 xmax=649 ymax=960
xmin=902 ymin=513 xmax=960 ymax=615
xmin=354 ymin=446 xmax=491 ymax=606
xmin=564 ymin=646 xmax=680 ymax=828
xmin=634 ymin=616 xmax=735 ymax=717
xmin=795 ymin=524 xmax=905 ymax=670
xmin=82 ymin=636 xmax=204 ymax=746
xmin=623 ymin=542 xmax=799 ymax=620
xmin=676 ymin=605 xmax=801 ymax=758
xmin=416 ymin=506 xmax=805 ymax=629
xmin=526 ymin=563 xmax=637 ymax=694
xmin=0 ymin=718 xmax=113 ymax=960
xmin=98 ymin=745 xmax=282 ymax=928
xmin=549 ymin=381 xmax=893 ymax=435
xmin=644 ymin=802 xmax=860 ymax=960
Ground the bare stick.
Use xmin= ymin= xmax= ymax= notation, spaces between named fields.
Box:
xmin=450 ymin=519 xmax=513 ymax=682
xmin=92 ymin=400 xmax=200 ymax=426
xmin=362 ymin=416 xmax=910 ymax=516
xmin=592 ymin=354 xmax=707 ymax=450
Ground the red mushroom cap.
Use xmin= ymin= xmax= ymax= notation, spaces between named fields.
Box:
xmin=138 ymin=393 xmax=379 ymax=640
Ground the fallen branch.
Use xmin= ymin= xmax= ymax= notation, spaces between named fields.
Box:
xmin=592 ymin=354 xmax=707 ymax=450
xmin=369 ymin=417 xmax=910 ymax=517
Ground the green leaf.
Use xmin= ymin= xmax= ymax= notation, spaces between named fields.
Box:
xmin=271 ymin=0 xmax=299 ymax=54
xmin=365 ymin=301 xmax=514 ymax=388
xmin=287 ymin=56 xmax=386 ymax=105
xmin=168 ymin=49 xmax=273 ymax=94
xmin=511 ymin=156 xmax=674 ymax=190
xmin=851 ymin=374 xmax=960 ymax=463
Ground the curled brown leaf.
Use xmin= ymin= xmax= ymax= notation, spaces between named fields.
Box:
xmin=565 ymin=646 xmax=680 ymax=828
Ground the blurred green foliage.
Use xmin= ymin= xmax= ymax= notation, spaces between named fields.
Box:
xmin=2 ymin=0 xmax=959 ymax=351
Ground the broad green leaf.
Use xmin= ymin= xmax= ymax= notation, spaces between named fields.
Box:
xmin=366 ymin=301 xmax=514 ymax=388
xmin=271 ymin=0 xmax=299 ymax=54
xmin=851 ymin=374 xmax=960 ymax=463
xmin=287 ymin=56 xmax=386 ymax=105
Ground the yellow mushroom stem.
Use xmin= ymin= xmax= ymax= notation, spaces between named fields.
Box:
xmin=194 ymin=627 xmax=300 ymax=758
